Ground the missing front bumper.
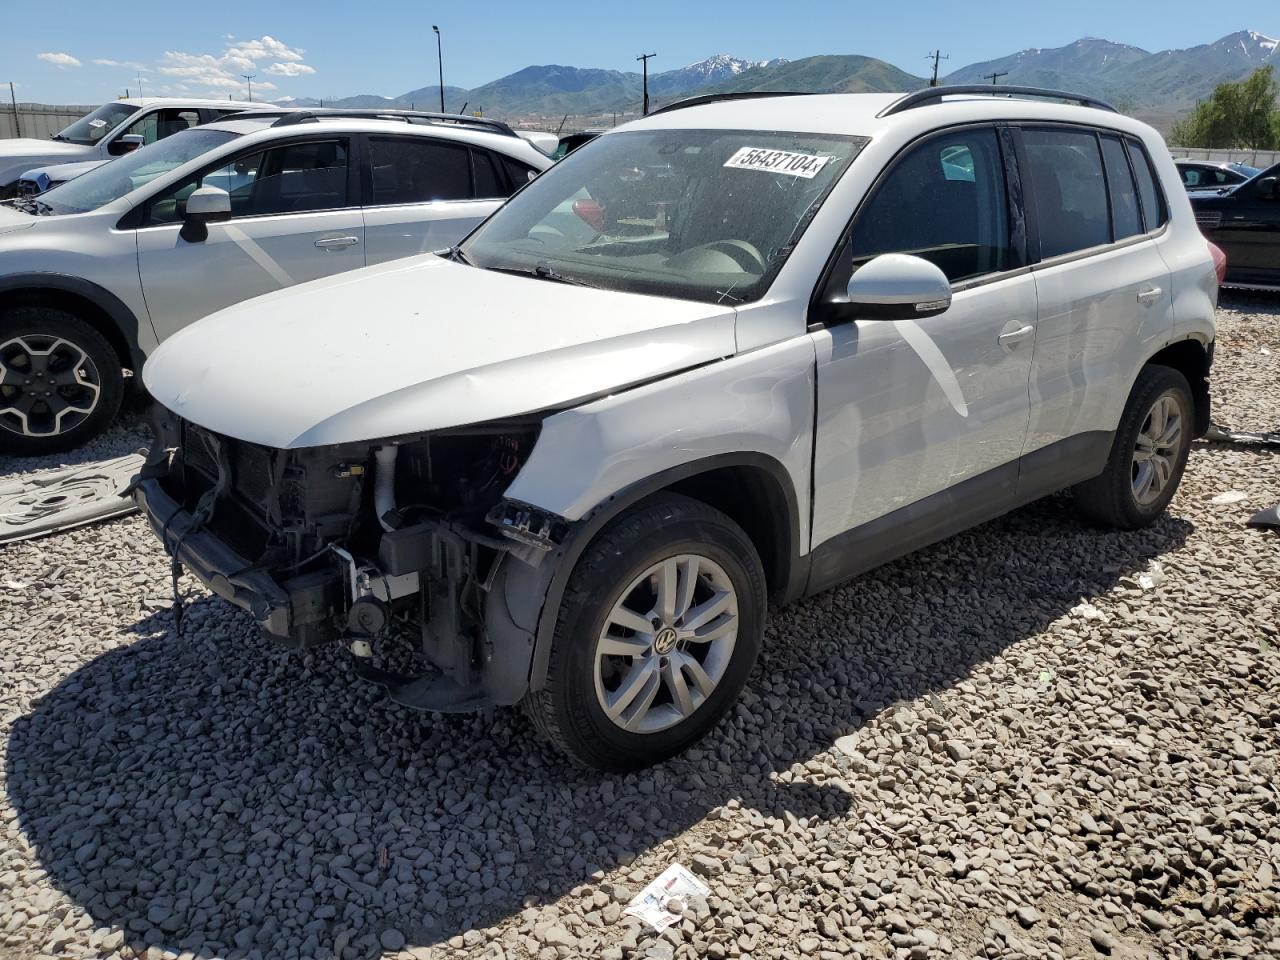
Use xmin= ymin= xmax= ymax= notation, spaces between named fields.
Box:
xmin=133 ymin=476 xmax=343 ymax=646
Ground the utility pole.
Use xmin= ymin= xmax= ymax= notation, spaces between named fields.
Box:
xmin=636 ymin=52 xmax=656 ymax=115
xmin=432 ymin=25 xmax=445 ymax=112
xmin=926 ymin=50 xmax=949 ymax=87
xmin=241 ymin=73 xmax=256 ymax=101
xmin=137 ymin=71 xmax=144 ymax=100
xmin=8 ymin=82 xmax=19 ymax=138
xmin=984 ymin=70 xmax=1008 ymax=85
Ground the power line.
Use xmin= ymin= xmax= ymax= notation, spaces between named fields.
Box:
xmin=984 ymin=70 xmax=1009 ymax=85
xmin=926 ymin=50 xmax=950 ymax=88
xmin=636 ymin=52 xmax=657 ymax=116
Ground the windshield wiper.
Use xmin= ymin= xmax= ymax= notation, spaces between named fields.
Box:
xmin=483 ymin=262 xmax=599 ymax=288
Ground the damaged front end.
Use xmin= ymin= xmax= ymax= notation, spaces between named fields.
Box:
xmin=133 ymin=408 xmax=569 ymax=711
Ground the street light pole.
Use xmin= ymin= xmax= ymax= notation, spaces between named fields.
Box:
xmin=240 ymin=73 xmax=256 ymax=101
xmin=636 ymin=52 xmax=656 ymax=115
xmin=432 ymin=25 xmax=445 ymax=112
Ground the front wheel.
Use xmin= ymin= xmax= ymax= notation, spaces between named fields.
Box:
xmin=0 ymin=306 xmax=124 ymax=456
xmin=1073 ymin=364 xmax=1194 ymax=529
xmin=525 ymin=493 xmax=766 ymax=771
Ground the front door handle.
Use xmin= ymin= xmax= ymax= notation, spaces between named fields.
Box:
xmin=315 ymin=236 xmax=360 ymax=249
xmin=1136 ymin=284 xmax=1163 ymax=304
xmin=997 ymin=323 xmax=1035 ymax=348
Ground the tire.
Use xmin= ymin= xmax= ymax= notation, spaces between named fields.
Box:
xmin=0 ymin=306 xmax=124 ymax=456
xmin=1073 ymin=365 xmax=1194 ymax=529
xmin=525 ymin=493 xmax=766 ymax=772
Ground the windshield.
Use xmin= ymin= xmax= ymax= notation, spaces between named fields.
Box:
xmin=53 ymin=102 xmax=139 ymax=145
xmin=461 ymin=129 xmax=866 ymax=304
xmin=40 ymin=128 xmax=239 ymax=215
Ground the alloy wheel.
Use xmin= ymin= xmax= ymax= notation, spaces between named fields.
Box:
xmin=0 ymin=335 xmax=102 ymax=438
xmin=1131 ymin=391 xmax=1183 ymax=506
xmin=593 ymin=553 xmax=739 ymax=734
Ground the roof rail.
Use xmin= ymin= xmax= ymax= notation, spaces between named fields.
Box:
xmin=646 ymin=91 xmax=811 ymax=117
xmin=267 ymin=108 xmax=518 ymax=137
xmin=879 ymin=85 xmax=1117 ymax=118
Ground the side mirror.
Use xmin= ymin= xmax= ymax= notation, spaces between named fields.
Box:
xmin=845 ymin=253 xmax=952 ymax=320
xmin=179 ymin=185 xmax=232 ymax=243
xmin=109 ymin=134 xmax=145 ymax=156
xmin=1256 ymin=176 xmax=1278 ymax=200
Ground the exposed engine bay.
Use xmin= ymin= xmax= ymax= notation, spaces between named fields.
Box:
xmin=135 ymin=407 xmax=570 ymax=712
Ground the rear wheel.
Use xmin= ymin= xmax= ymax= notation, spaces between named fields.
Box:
xmin=0 ymin=306 xmax=124 ymax=455
xmin=525 ymin=493 xmax=766 ymax=771
xmin=1073 ymin=365 xmax=1193 ymax=529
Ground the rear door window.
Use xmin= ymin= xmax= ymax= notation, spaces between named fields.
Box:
xmin=368 ymin=137 xmax=471 ymax=204
xmin=1100 ymin=135 xmax=1143 ymax=241
xmin=1022 ymin=128 xmax=1111 ymax=259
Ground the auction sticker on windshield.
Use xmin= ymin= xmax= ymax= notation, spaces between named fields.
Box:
xmin=723 ymin=146 xmax=832 ymax=179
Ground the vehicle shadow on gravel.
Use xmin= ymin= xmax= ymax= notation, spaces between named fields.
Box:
xmin=6 ymin=494 xmax=1192 ymax=960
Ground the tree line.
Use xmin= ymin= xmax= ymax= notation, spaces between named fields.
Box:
xmin=1169 ymin=66 xmax=1280 ymax=150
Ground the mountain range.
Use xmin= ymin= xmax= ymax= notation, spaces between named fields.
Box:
xmin=276 ymin=31 xmax=1280 ymax=130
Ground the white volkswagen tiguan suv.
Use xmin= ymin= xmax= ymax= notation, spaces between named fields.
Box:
xmin=134 ymin=87 xmax=1217 ymax=771
xmin=0 ymin=109 xmax=551 ymax=453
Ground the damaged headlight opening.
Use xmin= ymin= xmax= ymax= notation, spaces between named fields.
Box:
xmin=143 ymin=410 xmax=567 ymax=712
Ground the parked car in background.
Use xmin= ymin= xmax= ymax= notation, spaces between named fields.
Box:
xmin=0 ymin=109 xmax=551 ymax=453
xmin=134 ymin=86 xmax=1216 ymax=771
xmin=552 ymin=130 xmax=603 ymax=160
xmin=0 ymin=98 xmax=268 ymax=199
xmin=1175 ymin=158 xmax=1261 ymax=190
xmin=1189 ymin=161 xmax=1280 ymax=290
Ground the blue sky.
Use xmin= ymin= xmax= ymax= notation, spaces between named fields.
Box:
xmin=4 ymin=0 xmax=1273 ymax=104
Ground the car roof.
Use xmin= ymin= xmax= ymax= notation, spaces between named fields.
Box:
xmin=195 ymin=113 xmax=551 ymax=163
xmin=617 ymin=90 xmax=1154 ymax=141
xmin=116 ymin=97 xmax=266 ymax=110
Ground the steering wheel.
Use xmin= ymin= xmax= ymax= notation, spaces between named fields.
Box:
xmin=699 ymin=240 xmax=767 ymax=273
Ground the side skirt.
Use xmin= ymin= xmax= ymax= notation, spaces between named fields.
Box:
xmin=804 ymin=431 xmax=1113 ymax=597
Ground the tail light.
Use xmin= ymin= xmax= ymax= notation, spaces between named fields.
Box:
xmin=1208 ymin=241 xmax=1227 ymax=285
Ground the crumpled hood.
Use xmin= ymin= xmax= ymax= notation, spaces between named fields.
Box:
xmin=0 ymin=138 xmax=84 ymax=160
xmin=145 ymin=254 xmax=738 ymax=448
xmin=0 ymin=140 xmax=86 ymax=183
xmin=22 ymin=158 xmax=106 ymax=184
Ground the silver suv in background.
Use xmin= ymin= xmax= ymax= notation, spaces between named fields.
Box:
xmin=0 ymin=109 xmax=551 ymax=453
xmin=134 ymin=87 xmax=1217 ymax=771
xmin=0 ymin=98 xmax=266 ymax=198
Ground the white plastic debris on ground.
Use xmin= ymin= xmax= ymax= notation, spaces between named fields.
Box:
xmin=1210 ymin=490 xmax=1248 ymax=505
xmin=623 ymin=863 xmax=711 ymax=931
xmin=1070 ymin=601 xmax=1106 ymax=621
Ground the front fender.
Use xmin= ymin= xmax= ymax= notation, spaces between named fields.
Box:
xmin=501 ymin=335 xmax=817 ymax=690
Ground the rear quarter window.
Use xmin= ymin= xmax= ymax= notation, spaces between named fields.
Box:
xmin=1022 ymin=128 xmax=1110 ymax=259
xmin=1125 ymin=138 xmax=1168 ymax=232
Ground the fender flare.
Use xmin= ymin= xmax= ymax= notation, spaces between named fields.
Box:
xmin=504 ymin=451 xmax=807 ymax=693
xmin=0 ymin=272 xmax=148 ymax=370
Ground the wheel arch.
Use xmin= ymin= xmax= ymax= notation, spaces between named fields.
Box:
xmin=0 ymin=274 xmax=146 ymax=373
xmin=521 ymin=452 xmax=807 ymax=692
xmin=1145 ymin=337 xmax=1212 ymax=438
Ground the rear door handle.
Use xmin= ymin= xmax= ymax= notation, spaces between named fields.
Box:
xmin=997 ymin=323 xmax=1035 ymax=348
xmin=315 ymin=236 xmax=360 ymax=249
xmin=1136 ymin=284 xmax=1163 ymax=304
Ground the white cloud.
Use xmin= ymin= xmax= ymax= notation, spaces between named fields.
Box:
xmin=263 ymin=61 xmax=315 ymax=77
xmin=37 ymin=52 xmax=81 ymax=68
xmin=155 ymin=35 xmax=305 ymax=96
xmin=92 ymin=58 xmax=149 ymax=70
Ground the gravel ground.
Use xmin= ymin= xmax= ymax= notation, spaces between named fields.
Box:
xmin=1 ymin=294 xmax=1277 ymax=960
